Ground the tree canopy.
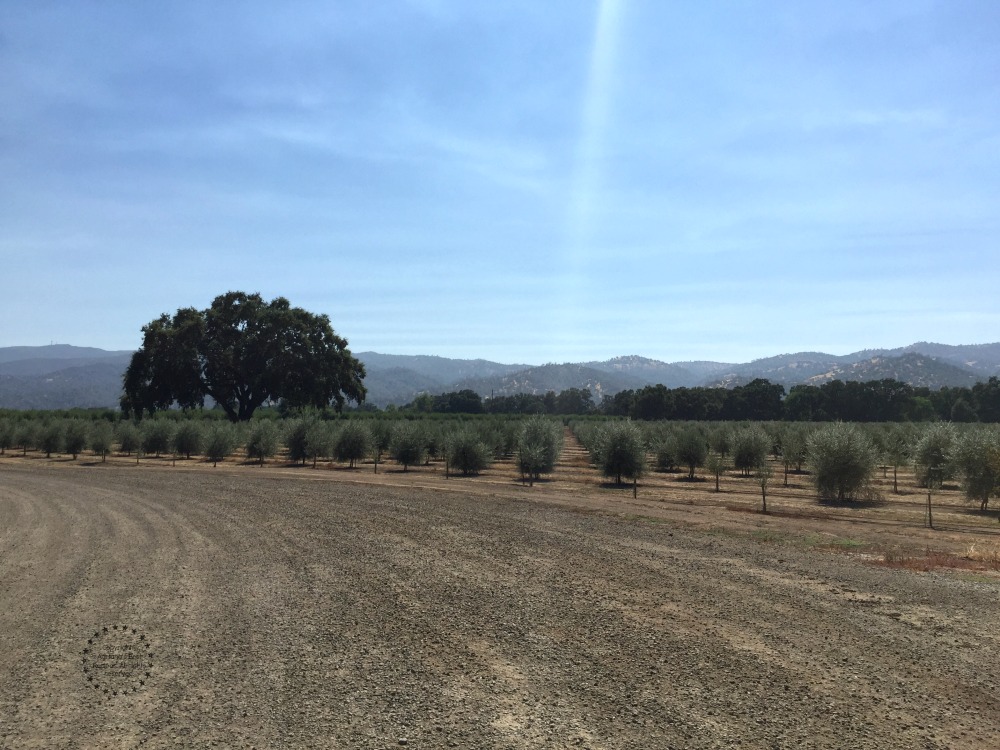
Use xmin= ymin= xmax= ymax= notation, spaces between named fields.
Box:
xmin=122 ymin=292 xmax=366 ymax=421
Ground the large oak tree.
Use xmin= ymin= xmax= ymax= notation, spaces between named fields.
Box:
xmin=122 ymin=292 xmax=365 ymax=421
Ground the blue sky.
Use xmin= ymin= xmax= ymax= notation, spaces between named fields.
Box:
xmin=2 ymin=1 xmax=998 ymax=364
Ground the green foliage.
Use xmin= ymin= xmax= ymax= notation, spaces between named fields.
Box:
xmin=284 ymin=419 xmax=311 ymax=465
xmin=949 ymin=428 xmax=1000 ymax=511
xmin=204 ymin=423 xmax=236 ymax=466
xmin=596 ymin=420 xmax=646 ymax=485
xmin=173 ymin=421 xmax=204 ymax=459
xmin=116 ymin=422 xmax=141 ymax=456
xmin=0 ymin=418 xmax=14 ymax=455
xmin=64 ymin=420 xmax=89 ymax=459
xmin=141 ymin=419 xmax=175 ymax=457
xmin=517 ymin=416 xmax=562 ymax=482
xmin=446 ymin=430 xmax=492 ymax=476
xmin=913 ymin=422 xmax=956 ymax=487
xmin=15 ymin=420 xmax=39 ymax=455
xmin=732 ymin=424 xmax=770 ymax=477
xmin=391 ymin=423 xmax=424 ymax=471
xmin=246 ymin=420 xmax=280 ymax=465
xmin=305 ymin=420 xmax=333 ymax=467
xmin=705 ymin=452 xmax=727 ymax=492
xmin=675 ymin=427 xmax=707 ymax=479
xmin=39 ymin=420 xmax=65 ymax=457
xmin=807 ymin=422 xmax=879 ymax=502
xmin=122 ymin=291 xmax=366 ymax=421
xmin=90 ymin=421 xmax=114 ymax=461
xmin=334 ymin=421 xmax=371 ymax=468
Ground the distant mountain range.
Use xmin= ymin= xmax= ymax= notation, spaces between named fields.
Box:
xmin=1 ymin=342 xmax=998 ymax=410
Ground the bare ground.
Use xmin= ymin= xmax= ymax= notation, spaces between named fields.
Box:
xmin=2 ymin=441 xmax=1000 ymax=749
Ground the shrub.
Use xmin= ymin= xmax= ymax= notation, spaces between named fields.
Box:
xmin=596 ymin=420 xmax=646 ymax=485
xmin=807 ymin=422 xmax=879 ymax=502
xmin=391 ymin=423 xmax=424 ymax=471
xmin=447 ymin=430 xmax=492 ymax=476
xmin=64 ymin=420 xmax=89 ymax=459
xmin=517 ymin=416 xmax=562 ymax=482
xmin=246 ymin=420 xmax=279 ymax=465
xmin=173 ymin=421 xmax=204 ymax=459
xmin=335 ymin=421 xmax=371 ymax=468
xmin=204 ymin=423 xmax=236 ymax=466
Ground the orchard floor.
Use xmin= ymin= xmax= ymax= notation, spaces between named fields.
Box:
xmin=2 ymin=436 xmax=1000 ymax=749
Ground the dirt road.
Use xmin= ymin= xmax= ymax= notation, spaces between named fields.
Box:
xmin=2 ymin=463 xmax=999 ymax=749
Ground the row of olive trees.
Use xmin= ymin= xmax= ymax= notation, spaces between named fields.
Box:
xmin=570 ymin=418 xmax=1000 ymax=513
xmin=0 ymin=415 xmax=566 ymax=481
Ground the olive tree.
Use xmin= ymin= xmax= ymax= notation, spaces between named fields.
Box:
xmin=335 ymin=421 xmax=372 ymax=469
xmin=949 ymin=428 xmax=1000 ymax=511
xmin=807 ymin=422 xmax=879 ymax=502
xmin=64 ymin=420 xmax=89 ymax=460
xmin=913 ymin=422 xmax=956 ymax=488
xmin=246 ymin=420 xmax=280 ymax=466
xmin=596 ymin=420 xmax=646 ymax=485
xmin=204 ymin=423 xmax=236 ymax=466
xmin=517 ymin=416 xmax=562 ymax=484
xmin=675 ymin=427 xmax=707 ymax=479
xmin=391 ymin=423 xmax=424 ymax=471
xmin=732 ymin=424 xmax=770 ymax=477
xmin=40 ymin=421 xmax=65 ymax=458
xmin=173 ymin=421 xmax=204 ymax=459
xmin=0 ymin=418 xmax=13 ymax=455
xmin=90 ymin=422 xmax=114 ymax=462
xmin=446 ymin=430 xmax=492 ymax=476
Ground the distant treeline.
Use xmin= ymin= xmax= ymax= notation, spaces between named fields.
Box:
xmin=407 ymin=377 xmax=1000 ymax=423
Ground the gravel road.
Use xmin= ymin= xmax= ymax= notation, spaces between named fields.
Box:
xmin=1 ymin=463 xmax=998 ymax=749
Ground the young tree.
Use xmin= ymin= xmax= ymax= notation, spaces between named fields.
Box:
xmin=173 ymin=421 xmax=204 ymax=459
xmin=305 ymin=420 xmax=333 ymax=468
xmin=446 ymin=430 xmax=492 ymax=476
xmin=654 ymin=433 xmax=679 ymax=472
xmin=371 ymin=420 xmax=393 ymax=473
xmin=597 ymin=420 xmax=647 ymax=485
xmin=90 ymin=422 xmax=114 ymax=462
xmin=517 ymin=416 xmax=562 ymax=484
xmin=391 ymin=423 xmax=424 ymax=471
xmin=756 ymin=459 xmax=773 ymax=514
xmin=40 ymin=420 xmax=65 ymax=458
xmin=675 ymin=427 xmax=708 ymax=480
xmin=141 ymin=419 xmax=175 ymax=457
xmin=246 ymin=420 xmax=279 ymax=466
xmin=335 ymin=421 xmax=372 ymax=469
xmin=284 ymin=418 xmax=311 ymax=465
xmin=0 ymin=418 xmax=13 ymax=455
xmin=705 ymin=452 xmax=727 ymax=492
xmin=882 ymin=425 xmax=911 ymax=494
xmin=949 ymin=428 xmax=1000 ymax=511
xmin=807 ymin=422 xmax=878 ymax=502
xmin=732 ymin=424 xmax=770 ymax=477
xmin=15 ymin=420 xmax=39 ymax=456
xmin=204 ymin=423 xmax=236 ymax=467
xmin=913 ymin=422 xmax=956 ymax=488
xmin=116 ymin=422 xmax=141 ymax=456
xmin=64 ymin=420 xmax=89 ymax=460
